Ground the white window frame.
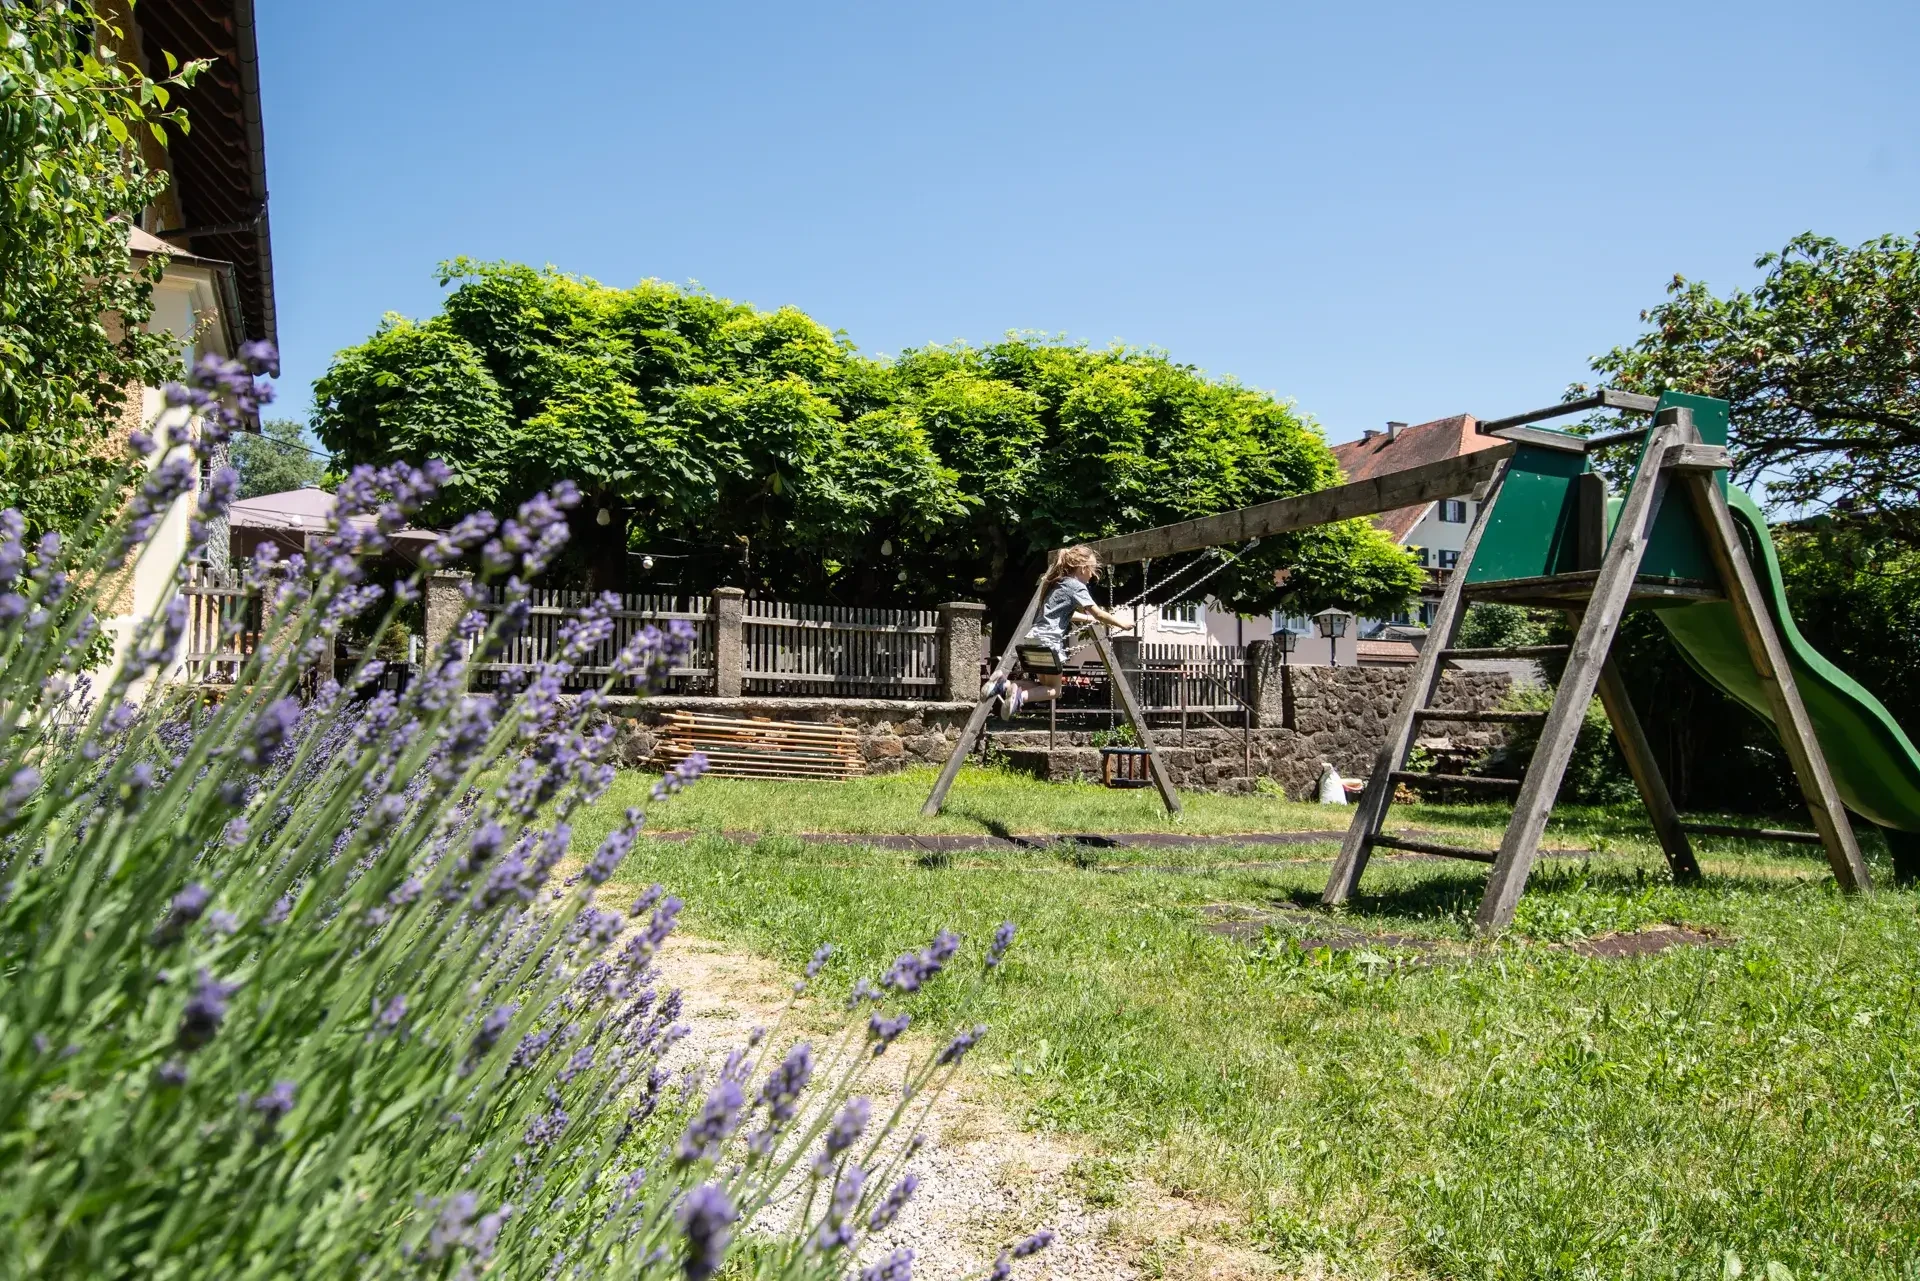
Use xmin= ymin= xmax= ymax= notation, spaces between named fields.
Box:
xmin=1158 ymin=600 xmax=1204 ymax=632
xmin=1438 ymin=548 xmax=1460 ymax=569
xmin=1438 ymin=499 xmax=1468 ymax=523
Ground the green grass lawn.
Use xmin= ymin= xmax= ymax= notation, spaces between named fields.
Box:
xmin=585 ymin=766 xmax=1920 ymax=1279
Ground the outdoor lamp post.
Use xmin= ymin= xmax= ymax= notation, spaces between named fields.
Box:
xmin=1274 ymin=625 xmax=1298 ymax=667
xmin=1313 ymin=608 xmax=1351 ymax=667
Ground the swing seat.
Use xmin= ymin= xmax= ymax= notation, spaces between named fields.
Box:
xmin=1015 ymin=644 xmax=1065 ymax=677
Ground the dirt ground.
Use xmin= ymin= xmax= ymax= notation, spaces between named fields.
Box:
xmin=656 ymin=935 xmax=1284 ymax=1281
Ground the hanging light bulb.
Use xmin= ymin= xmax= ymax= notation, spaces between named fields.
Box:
xmin=897 ymin=569 xmax=908 ymax=582
xmin=879 ymin=539 xmax=894 ymax=557
xmin=641 ymin=555 xmax=655 ymax=572
xmin=595 ymin=508 xmax=611 ymax=527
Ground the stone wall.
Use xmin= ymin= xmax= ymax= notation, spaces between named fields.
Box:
xmin=987 ymin=666 xmax=1513 ymax=799
xmin=573 ymin=663 xmax=1514 ymax=797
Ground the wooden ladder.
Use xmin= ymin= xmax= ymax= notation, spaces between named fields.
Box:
xmin=1324 ymin=405 xmax=1871 ymax=930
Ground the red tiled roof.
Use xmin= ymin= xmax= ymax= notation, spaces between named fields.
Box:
xmin=1329 ymin=414 xmax=1501 ymax=544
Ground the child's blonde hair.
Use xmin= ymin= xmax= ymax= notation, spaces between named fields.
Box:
xmin=1048 ymin=544 xmax=1101 ymax=587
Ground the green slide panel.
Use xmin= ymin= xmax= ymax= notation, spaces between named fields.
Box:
xmin=1654 ymin=485 xmax=1920 ymax=835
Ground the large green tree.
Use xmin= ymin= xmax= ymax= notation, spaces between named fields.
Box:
xmin=315 ymin=262 xmax=1420 ymax=629
xmin=232 ymin=418 xmax=325 ymax=499
xmin=1589 ymin=231 xmax=1920 ymax=550
xmin=0 ymin=3 xmax=202 ymax=535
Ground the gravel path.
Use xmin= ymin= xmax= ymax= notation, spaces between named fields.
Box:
xmin=655 ymin=936 xmax=1278 ymax=1281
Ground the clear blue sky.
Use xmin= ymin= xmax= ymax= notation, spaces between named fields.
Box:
xmin=257 ymin=0 xmax=1919 ymax=445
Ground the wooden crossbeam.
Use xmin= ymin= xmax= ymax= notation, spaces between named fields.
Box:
xmin=1082 ymin=445 xmax=1513 ymax=566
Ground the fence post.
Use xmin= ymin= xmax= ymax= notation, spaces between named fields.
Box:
xmin=937 ymin=601 xmax=987 ymax=702
xmin=712 ymin=587 xmax=746 ymax=697
xmin=424 ymin=570 xmax=473 ymax=661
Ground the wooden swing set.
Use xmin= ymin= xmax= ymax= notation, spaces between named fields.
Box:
xmin=923 ymin=390 xmax=1872 ymax=930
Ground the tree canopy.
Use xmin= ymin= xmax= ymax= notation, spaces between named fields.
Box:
xmin=315 ymin=261 xmax=1420 ymax=630
xmin=232 ymin=419 xmax=326 ymax=500
xmin=1589 ymin=231 xmax=1920 ymax=551
xmin=0 ymin=3 xmax=201 ymax=536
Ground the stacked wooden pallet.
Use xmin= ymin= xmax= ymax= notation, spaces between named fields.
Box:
xmin=650 ymin=712 xmax=863 ymax=780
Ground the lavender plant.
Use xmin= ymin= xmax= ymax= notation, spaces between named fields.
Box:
xmin=0 ymin=350 xmax=1043 ymax=1279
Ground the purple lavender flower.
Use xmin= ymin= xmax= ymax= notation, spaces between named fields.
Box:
xmin=986 ymin=921 xmax=1017 ymax=968
xmin=806 ymin=943 xmax=835 ymax=979
xmin=882 ymin=928 xmax=962 ymax=995
xmin=470 ymin=1003 xmax=517 ymax=1060
xmin=631 ymin=883 xmax=665 ymax=915
xmin=205 ymin=910 xmax=241 ymax=939
xmin=1012 ymin=1230 xmax=1054 ymax=1258
xmin=868 ymin=1173 xmax=919 ymax=1230
xmin=523 ymin=1105 xmax=569 ymax=1149
xmin=868 ymin=1011 xmax=911 ymax=1057
xmin=810 ymin=1164 xmax=866 ymax=1253
xmin=252 ymin=1079 xmax=297 ymax=1128
xmin=859 ymin=1248 xmax=915 ymax=1281
xmin=154 ymin=882 xmax=211 ymax=944
xmin=583 ymin=808 xmax=644 ymax=884
xmin=678 ymin=1183 xmax=737 ymax=1281
xmin=676 ymin=1078 xmax=746 ymax=1164
xmin=0 ymin=767 xmax=40 ymax=823
xmin=508 ymin=1027 xmax=552 ymax=1071
xmin=757 ymin=1042 xmax=813 ymax=1127
xmin=937 ymin=1024 xmax=987 ymax=1067
xmin=813 ymin=1097 xmax=871 ymax=1175
xmin=264 ymin=894 xmax=294 ymax=927
xmin=557 ymin=1045 xmax=595 ymax=1084
xmin=651 ymin=753 xmax=706 ymax=802
xmin=374 ymin=994 xmax=409 ymax=1032
xmin=242 ymin=698 xmax=302 ymax=767
xmin=178 ymin=970 xmax=238 ymax=1051
xmin=154 ymin=1060 xmax=189 ymax=1087
xmin=847 ymin=978 xmax=881 ymax=1008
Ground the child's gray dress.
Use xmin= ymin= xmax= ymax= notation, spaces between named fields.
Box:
xmin=1023 ymin=575 xmax=1096 ymax=666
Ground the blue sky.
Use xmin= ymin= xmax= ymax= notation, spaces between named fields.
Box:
xmin=257 ymin=1 xmax=1918 ymax=445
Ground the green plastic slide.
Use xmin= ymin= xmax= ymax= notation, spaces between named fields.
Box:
xmin=1654 ymin=484 xmax=1920 ymax=840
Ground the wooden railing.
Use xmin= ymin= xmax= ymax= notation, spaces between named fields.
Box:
xmin=741 ymin=599 xmax=943 ymax=700
xmin=472 ymin=587 xmax=715 ymax=694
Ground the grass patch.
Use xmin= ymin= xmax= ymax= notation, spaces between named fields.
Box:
xmin=584 ymin=770 xmax=1920 ymax=1278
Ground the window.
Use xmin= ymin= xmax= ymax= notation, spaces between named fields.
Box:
xmin=1160 ymin=601 xmax=1202 ymax=630
xmin=1438 ymin=499 xmax=1468 ymax=523
xmin=1438 ymin=549 xmax=1460 ymax=569
xmin=1408 ymin=545 xmax=1429 ymax=566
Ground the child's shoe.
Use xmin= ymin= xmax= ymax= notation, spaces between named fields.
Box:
xmin=980 ymin=673 xmax=1008 ymax=700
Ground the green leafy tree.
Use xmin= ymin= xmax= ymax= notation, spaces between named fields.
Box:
xmin=316 ymin=263 xmax=1420 ymax=625
xmin=0 ymin=4 xmax=204 ymax=536
xmin=231 ymin=418 xmax=325 ymax=499
xmin=1589 ymin=231 xmax=1920 ymax=550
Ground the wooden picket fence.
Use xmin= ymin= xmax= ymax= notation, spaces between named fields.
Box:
xmin=471 ymin=587 xmax=715 ymax=694
xmin=1047 ymin=642 xmax=1250 ymax=727
xmin=181 ymin=561 xmax=262 ymax=682
xmin=742 ymin=599 xmax=942 ymax=700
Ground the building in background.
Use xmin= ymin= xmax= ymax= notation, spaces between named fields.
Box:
xmin=101 ymin=0 xmax=276 ymax=683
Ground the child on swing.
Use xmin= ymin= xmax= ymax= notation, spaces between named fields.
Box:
xmin=983 ymin=544 xmax=1133 ymax=718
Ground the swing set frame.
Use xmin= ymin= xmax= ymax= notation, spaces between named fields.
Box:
xmin=921 ymin=389 xmax=1870 ymax=930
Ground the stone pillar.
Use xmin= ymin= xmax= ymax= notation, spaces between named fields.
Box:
xmin=711 ymin=587 xmax=746 ymax=697
xmin=937 ymin=601 xmax=987 ymax=701
xmin=1245 ymin=639 xmax=1274 ymax=727
xmin=425 ymin=570 xmax=472 ymax=660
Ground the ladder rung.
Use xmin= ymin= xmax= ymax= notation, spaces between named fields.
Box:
xmin=1412 ymin=709 xmax=1548 ymax=724
xmin=1439 ymin=645 xmax=1569 ymax=660
xmin=1390 ymin=771 xmax=1523 ymax=791
xmin=1680 ymin=821 xmax=1825 ymax=846
xmin=1368 ymin=834 xmax=1496 ymax=863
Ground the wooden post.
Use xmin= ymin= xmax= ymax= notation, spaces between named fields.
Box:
xmin=1675 ymin=465 xmax=1871 ymax=893
xmin=921 ymin=572 xmax=1050 ymax=817
xmin=1087 ymin=623 xmax=1182 ymax=814
xmin=1323 ymin=460 xmax=1510 ymax=906
xmin=1475 ymin=413 xmax=1687 ymax=930
xmin=1595 ymin=650 xmax=1700 ymax=882
xmin=711 ymin=587 xmax=745 ymax=698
